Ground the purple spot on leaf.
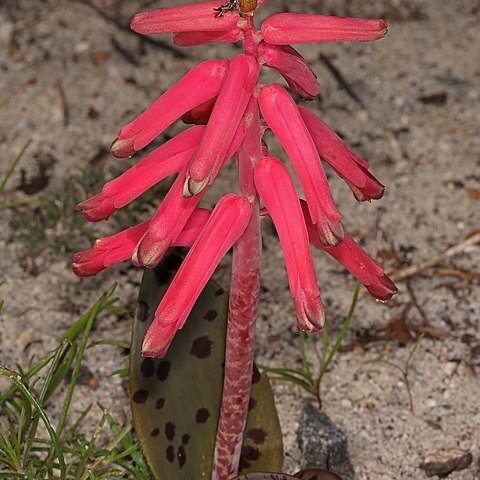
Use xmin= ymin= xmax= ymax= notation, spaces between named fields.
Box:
xmin=241 ymin=444 xmax=260 ymax=461
xmin=136 ymin=301 xmax=149 ymax=323
xmin=204 ymin=309 xmax=218 ymax=322
xmin=132 ymin=389 xmax=148 ymax=404
xmin=190 ymin=336 xmax=213 ymax=359
xmin=140 ymin=358 xmax=155 ymax=377
xmin=196 ymin=408 xmax=210 ymax=423
xmin=166 ymin=445 xmax=175 ymax=463
xmin=165 ymin=422 xmax=176 ymax=441
xmin=157 ymin=360 xmax=171 ymax=381
xmin=178 ymin=445 xmax=186 ymax=468
xmin=247 ymin=427 xmax=267 ymax=444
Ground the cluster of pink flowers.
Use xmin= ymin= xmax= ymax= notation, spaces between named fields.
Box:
xmin=73 ymin=0 xmax=396 ymax=359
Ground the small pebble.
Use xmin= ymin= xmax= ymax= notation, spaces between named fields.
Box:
xmin=443 ymin=361 xmax=458 ymax=377
xmin=420 ymin=448 xmax=472 ymax=477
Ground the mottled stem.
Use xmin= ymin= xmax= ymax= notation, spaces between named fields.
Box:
xmin=212 ymin=94 xmax=262 ymax=479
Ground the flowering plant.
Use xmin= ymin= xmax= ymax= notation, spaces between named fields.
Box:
xmin=73 ymin=1 xmax=396 ymax=478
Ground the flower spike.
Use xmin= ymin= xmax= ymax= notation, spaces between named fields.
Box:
xmin=77 ymin=126 xmax=205 ymax=222
xmin=299 ymin=107 xmax=385 ymax=201
xmin=258 ymin=83 xmax=343 ymax=246
xmin=261 ymin=13 xmax=388 ymax=45
xmin=73 ymin=3 xmax=398 ymax=475
xmin=184 ymin=54 xmax=259 ymax=197
xmin=131 ymin=1 xmax=240 ymax=35
xmin=257 ymin=42 xmax=319 ymax=100
xmin=142 ymin=194 xmax=253 ymax=358
xmin=255 ymin=156 xmax=324 ymax=332
xmin=111 ymin=59 xmax=229 ymax=157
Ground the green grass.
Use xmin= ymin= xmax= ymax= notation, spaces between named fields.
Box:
xmin=1 ymin=140 xmax=168 ymax=261
xmin=0 ymin=140 xmax=32 ymax=196
xmin=364 ymin=333 xmax=425 ymax=412
xmin=0 ymin=285 xmax=151 ymax=479
xmin=8 ymin=161 xmax=168 ymax=260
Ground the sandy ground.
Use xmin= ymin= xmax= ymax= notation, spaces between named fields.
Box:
xmin=1 ymin=0 xmax=480 ymax=478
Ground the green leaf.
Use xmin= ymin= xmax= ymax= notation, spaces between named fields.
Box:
xmin=233 ymin=469 xmax=343 ymax=480
xmin=294 ymin=468 xmax=343 ymax=479
xmin=130 ymin=252 xmax=282 ymax=479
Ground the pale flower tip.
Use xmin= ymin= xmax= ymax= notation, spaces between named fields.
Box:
xmin=183 ymin=176 xmax=209 ymax=198
xmin=75 ymin=194 xmax=114 ymax=222
xmin=141 ymin=322 xmax=176 ymax=358
xmin=141 ymin=337 xmax=166 ymax=358
xmin=132 ymin=237 xmax=169 ymax=268
xmin=71 ymin=250 xmax=105 ymax=277
xmin=296 ymin=291 xmax=325 ymax=332
xmin=379 ymin=19 xmax=388 ymax=37
xmin=367 ymin=274 xmax=398 ymax=302
xmin=71 ymin=262 xmax=92 ymax=277
xmin=110 ymin=137 xmax=136 ymax=158
xmin=317 ymin=219 xmax=344 ymax=247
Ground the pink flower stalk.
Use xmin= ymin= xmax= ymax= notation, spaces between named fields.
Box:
xmin=74 ymin=2 xmax=395 ymax=478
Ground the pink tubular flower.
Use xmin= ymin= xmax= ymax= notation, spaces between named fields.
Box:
xmin=76 ymin=126 xmax=205 ymax=222
xmin=173 ymin=28 xmax=242 ymax=47
xmin=261 ymin=13 xmax=388 ymax=44
xmin=132 ymin=120 xmax=246 ymax=268
xmin=142 ymin=194 xmax=252 ymax=358
xmin=131 ymin=1 xmax=240 ymax=35
xmin=299 ymin=107 xmax=385 ymax=201
xmin=72 ymin=208 xmax=211 ymax=277
xmin=258 ymin=83 xmax=343 ymax=246
xmin=185 ymin=54 xmax=259 ymax=196
xmin=181 ymin=98 xmax=217 ymax=125
xmin=111 ymin=59 xmax=228 ymax=157
xmin=257 ymin=42 xmax=319 ymax=100
xmin=300 ymin=200 xmax=397 ymax=301
xmin=73 ymin=0 xmax=395 ymax=368
xmin=74 ymin=3 xmax=396 ymax=477
xmin=254 ymin=157 xmax=324 ymax=331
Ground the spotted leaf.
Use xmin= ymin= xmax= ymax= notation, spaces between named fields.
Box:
xmin=130 ymin=251 xmax=282 ymax=479
xmin=233 ymin=469 xmax=343 ymax=480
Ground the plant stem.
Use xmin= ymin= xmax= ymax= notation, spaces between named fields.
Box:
xmin=213 ymin=95 xmax=262 ymax=480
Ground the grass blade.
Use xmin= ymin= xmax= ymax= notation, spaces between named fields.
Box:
xmin=0 ymin=365 xmax=66 ymax=479
xmin=0 ymin=139 xmax=32 ymax=195
xmin=320 ymin=282 xmax=360 ymax=376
